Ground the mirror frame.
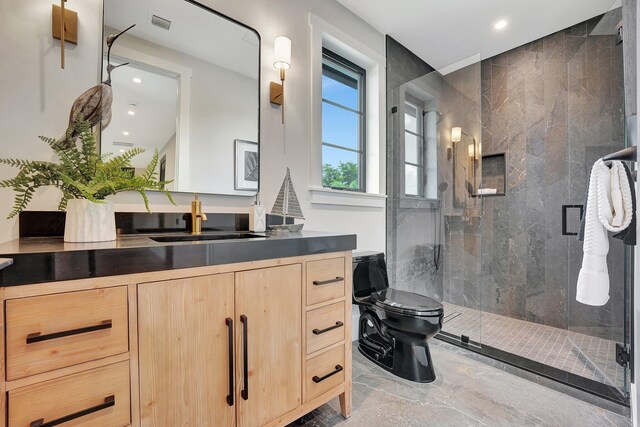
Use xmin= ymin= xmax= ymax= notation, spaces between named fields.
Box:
xmin=100 ymin=0 xmax=261 ymax=197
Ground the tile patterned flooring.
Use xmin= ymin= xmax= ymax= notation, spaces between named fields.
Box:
xmin=291 ymin=340 xmax=630 ymax=426
xmin=441 ymin=302 xmax=627 ymax=390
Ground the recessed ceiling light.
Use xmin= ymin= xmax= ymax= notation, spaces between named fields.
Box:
xmin=132 ymin=77 xmax=142 ymax=84
xmin=122 ymin=131 xmax=130 ymax=136
xmin=494 ymin=20 xmax=508 ymax=30
xmin=119 ymin=149 xmax=125 ymax=153
xmin=128 ymin=110 xmax=135 ymax=116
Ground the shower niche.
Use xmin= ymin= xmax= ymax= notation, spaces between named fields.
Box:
xmin=477 ymin=153 xmax=505 ymax=197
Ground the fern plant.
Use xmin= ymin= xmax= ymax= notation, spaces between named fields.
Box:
xmin=0 ymin=119 xmax=175 ymax=219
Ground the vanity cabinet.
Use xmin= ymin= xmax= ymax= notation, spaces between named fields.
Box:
xmin=137 ymin=273 xmax=236 ymax=426
xmin=0 ymin=250 xmax=352 ymax=427
xmin=235 ymin=265 xmax=302 ymax=426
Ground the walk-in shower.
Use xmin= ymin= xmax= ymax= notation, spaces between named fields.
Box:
xmin=386 ymin=3 xmax=633 ymax=408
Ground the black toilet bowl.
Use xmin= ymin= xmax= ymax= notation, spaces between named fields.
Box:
xmin=358 ymin=306 xmax=443 ymax=383
xmin=352 ymin=252 xmax=444 ymax=383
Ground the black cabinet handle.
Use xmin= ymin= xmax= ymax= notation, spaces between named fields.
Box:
xmin=225 ymin=318 xmax=234 ymax=407
xmin=312 ymin=365 xmax=343 ymax=383
xmin=30 ymin=395 xmax=115 ymax=427
xmin=26 ymin=320 xmax=112 ymax=344
xmin=240 ymin=314 xmax=248 ymax=400
xmin=312 ymin=277 xmax=344 ymax=286
xmin=561 ymin=204 xmax=584 ymax=236
xmin=313 ymin=321 xmax=344 ymax=335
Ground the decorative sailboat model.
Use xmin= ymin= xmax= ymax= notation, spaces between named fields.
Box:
xmin=269 ymin=167 xmax=305 ymax=232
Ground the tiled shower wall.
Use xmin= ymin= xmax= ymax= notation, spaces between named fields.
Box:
xmin=480 ymin=16 xmax=626 ymax=339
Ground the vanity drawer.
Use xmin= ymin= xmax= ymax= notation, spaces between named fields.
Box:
xmin=8 ymin=361 xmax=131 ymax=427
xmin=305 ymin=345 xmax=345 ymax=402
xmin=306 ymin=257 xmax=345 ymax=306
xmin=6 ymin=287 xmax=129 ymax=380
xmin=306 ymin=302 xmax=345 ymax=354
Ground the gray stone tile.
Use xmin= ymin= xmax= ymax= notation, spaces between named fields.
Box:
xmin=293 ymin=342 xmax=631 ymax=426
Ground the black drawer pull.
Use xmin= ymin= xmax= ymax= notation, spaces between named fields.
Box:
xmin=241 ymin=314 xmax=249 ymax=400
xmin=312 ymin=365 xmax=343 ymax=383
xmin=225 ymin=318 xmax=234 ymax=406
xmin=312 ymin=277 xmax=344 ymax=286
xmin=30 ymin=395 xmax=115 ymax=427
xmin=313 ymin=321 xmax=344 ymax=335
xmin=26 ymin=320 xmax=113 ymax=344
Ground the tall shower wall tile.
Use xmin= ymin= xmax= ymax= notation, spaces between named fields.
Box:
xmin=479 ymin=14 xmax=626 ymax=338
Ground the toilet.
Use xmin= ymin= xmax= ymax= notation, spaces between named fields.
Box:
xmin=352 ymin=251 xmax=444 ymax=382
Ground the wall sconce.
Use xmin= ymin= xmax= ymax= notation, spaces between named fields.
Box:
xmin=52 ymin=0 xmax=78 ymax=70
xmin=270 ymin=36 xmax=291 ymax=124
xmin=451 ymin=127 xmax=462 ymax=143
xmin=468 ymin=144 xmax=475 ymax=158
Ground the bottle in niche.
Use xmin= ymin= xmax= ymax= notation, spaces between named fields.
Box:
xmin=249 ymin=193 xmax=266 ymax=232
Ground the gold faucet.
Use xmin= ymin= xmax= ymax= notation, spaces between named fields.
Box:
xmin=190 ymin=194 xmax=208 ymax=234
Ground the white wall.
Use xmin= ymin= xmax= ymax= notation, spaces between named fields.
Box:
xmin=0 ymin=0 xmax=386 ymax=252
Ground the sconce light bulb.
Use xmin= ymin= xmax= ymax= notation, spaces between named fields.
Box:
xmin=451 ymin=127 xmax=462 ymax=143
xmin=273 ymin=36 xmax=292 ymax=70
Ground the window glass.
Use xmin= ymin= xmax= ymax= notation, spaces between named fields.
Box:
xmin=322 ymin=71 xmax=359 ymax=111
xmin=404 ymin=132 xmax=420 ymax=165
xmin=322 ymin=103 xmax=359 ymax=150
xmin=405 ymin=165 xmax=420 ymax=196
xmin=404 ymin=99 xmax=424 ymax=196
xmin=322 ymin=49 xmax=366 ymax=191
xmin=322 ymin=145 xmax=360 ymax=190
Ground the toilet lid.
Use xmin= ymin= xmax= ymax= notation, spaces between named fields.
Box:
xmin=370 ymin=289 xmax=443 ymax=316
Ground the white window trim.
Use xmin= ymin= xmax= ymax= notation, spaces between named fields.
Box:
xmin=308 ymin=13 xmax=386 ymax=208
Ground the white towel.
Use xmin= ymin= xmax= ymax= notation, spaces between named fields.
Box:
xmin=576 ymin=160 xmax=633 ymax=306
xmin=477 ymin=188 xmax=498 ymax=195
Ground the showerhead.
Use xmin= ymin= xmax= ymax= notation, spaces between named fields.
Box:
xmin=438 ymin=182 xmax=448 ymax=193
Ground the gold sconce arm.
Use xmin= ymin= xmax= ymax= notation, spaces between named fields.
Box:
xmin=52 ymin=0 xmax=78 ymax=70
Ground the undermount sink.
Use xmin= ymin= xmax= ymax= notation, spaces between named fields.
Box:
xmin=149 ymin=233 xmax=263 ymax=243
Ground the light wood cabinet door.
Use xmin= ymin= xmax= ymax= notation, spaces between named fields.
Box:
xmin=138 ymin=274 xmax=235 ymax=427
xmin=235 ymin=264 xmax=302 ymax=427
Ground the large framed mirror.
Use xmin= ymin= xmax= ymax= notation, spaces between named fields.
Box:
xmin=102 ymin=0 xmax=260 ymax=196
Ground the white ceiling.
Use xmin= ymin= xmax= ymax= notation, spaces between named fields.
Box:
xmin=336 ymin=0 xmax=621 ymax=72
xmin=101 ymin=62 xmax=177 ymax=168
xmin=104 ymin=0 xmax=259 ymax=79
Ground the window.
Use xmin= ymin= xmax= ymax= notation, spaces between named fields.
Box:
xmin=321 ymin=48 xmax=366 ymax=191
xmin=404 ymin=98 xmax=425 ymax=196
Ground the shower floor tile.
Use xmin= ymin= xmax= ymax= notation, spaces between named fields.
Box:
xmin=441 ymin=302 xmax=626 ymax=390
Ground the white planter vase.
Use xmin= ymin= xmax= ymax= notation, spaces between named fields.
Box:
xmin=64 ymin=199 xmax=116 ymax=243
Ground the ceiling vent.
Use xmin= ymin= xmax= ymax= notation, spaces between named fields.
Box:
xmin=113 ymin=141 xmax=134 ymax=147
xmin=151 ymin=14 xmax=171 ymax=31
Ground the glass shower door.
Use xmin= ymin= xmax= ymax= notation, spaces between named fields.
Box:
xmin=385 ymin=61 xmax=483 ymax=348
xmin=566 ymin=4 xmax=630 ymax=396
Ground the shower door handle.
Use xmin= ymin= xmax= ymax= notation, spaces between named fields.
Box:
xmin=561 ymin=204 xmax=584 ymax=236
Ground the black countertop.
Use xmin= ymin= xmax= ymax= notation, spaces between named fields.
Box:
xmin=0 ymin=231 xmax=357 ymax=287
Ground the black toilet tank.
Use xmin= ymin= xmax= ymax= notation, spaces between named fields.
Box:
xmin=352 ymin=252 xmax=390 ymax=302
